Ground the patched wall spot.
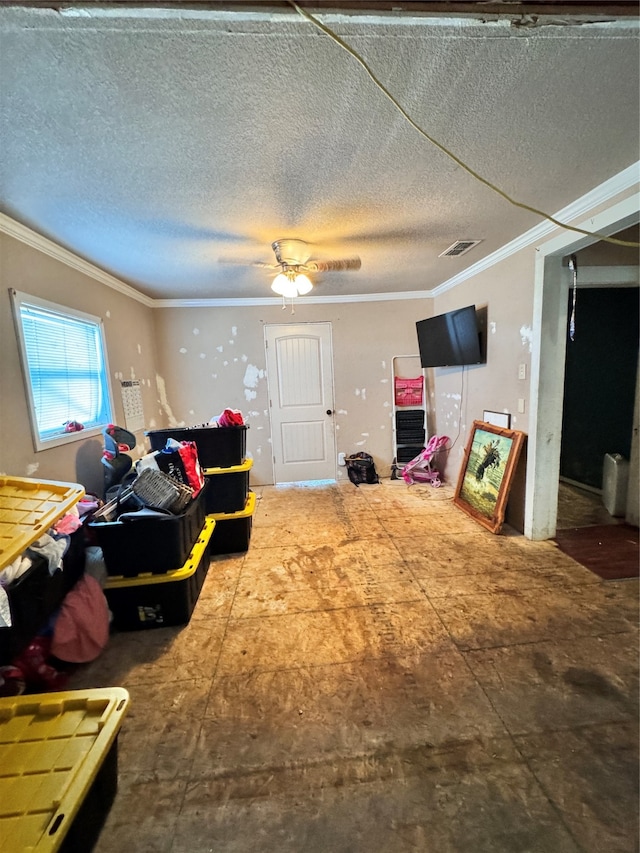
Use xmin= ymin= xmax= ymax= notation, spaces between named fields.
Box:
xmin=179 ymin=347 xmax=187 ymax=354
xmin=244 ymin=364 xmax=265 ymax=389
xmin=520 ymin=325 xmax=533 ymax=353
xmin=155 ymin=373 xmax=180 ymax=427
xmin=193 ymin=328 xmax=200 ymax=336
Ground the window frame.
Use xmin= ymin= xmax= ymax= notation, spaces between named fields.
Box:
xmin=11 ymin=289 xmax=115 ymax=452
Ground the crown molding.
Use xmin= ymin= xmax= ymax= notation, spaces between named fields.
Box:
xmin=431 ymin=161 xmax=640 ymax=297
xmin=0 ymin=213 xmax=155 ymax=308
xmin=153 ymin=289 xmax=435 ymax=308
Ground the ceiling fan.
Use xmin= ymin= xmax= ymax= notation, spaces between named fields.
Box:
xmin=220 ymin=238 xmax=361 ymax=297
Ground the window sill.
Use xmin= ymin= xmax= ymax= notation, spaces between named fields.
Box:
xmin=33 ymin=424 xmax=107 ymax=453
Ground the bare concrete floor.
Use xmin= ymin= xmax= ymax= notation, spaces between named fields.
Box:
xmin=69 ymin=480 xmax=639 ymax=853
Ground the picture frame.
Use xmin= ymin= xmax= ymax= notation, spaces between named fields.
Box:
xmin=454 ymin=420 xmax=525 ymax=534
xmin=482 ymin=410 xmax=511 ymax=429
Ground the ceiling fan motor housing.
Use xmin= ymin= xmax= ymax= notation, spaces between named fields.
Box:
xmin=272 ymin=238 xmax=312 ymax=266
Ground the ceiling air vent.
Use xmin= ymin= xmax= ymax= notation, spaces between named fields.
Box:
xmin=439 ymin=240 xmax=482 ymax=258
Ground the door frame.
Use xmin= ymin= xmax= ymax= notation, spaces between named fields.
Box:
xmin=525 ymin=192 xmax=639 ymax=540
xmin=264 ymin=321 xmax=337 ymax=484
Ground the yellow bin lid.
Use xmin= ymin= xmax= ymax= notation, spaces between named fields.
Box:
xmin=0 ymin=477 xmax=85 ymax=571
xmin=0 ymin=687 xmax=129 ymax=852
xmin=202 ymin=458 xmax=253 ymax=476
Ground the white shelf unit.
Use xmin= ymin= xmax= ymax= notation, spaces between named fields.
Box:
xmin=391 ymin=355 xmax=427 ymax=474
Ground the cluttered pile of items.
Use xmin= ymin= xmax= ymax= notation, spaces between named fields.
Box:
xmin=0 ymin=409 xmax=253 ymax=698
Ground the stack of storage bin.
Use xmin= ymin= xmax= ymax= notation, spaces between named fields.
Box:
xmin=90 ymin=483 xmax=214 ymax=631
xmin=146 ymin=425 xmax=254 ymax=556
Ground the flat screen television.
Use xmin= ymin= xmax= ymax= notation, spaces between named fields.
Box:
xmin=416 ymin=304 xmax=483 ymax=368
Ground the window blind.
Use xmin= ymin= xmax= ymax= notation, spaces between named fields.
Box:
xmin=19 ymin=301 xmax=112 ymax=440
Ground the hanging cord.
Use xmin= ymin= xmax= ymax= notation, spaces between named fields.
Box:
xmin=445 ymin=364 xmax=466 ymax=453
xmin=288 ymin=1 xmax=639 ymax=249
xmin=568 ymin=255 xmax=578 ymax=341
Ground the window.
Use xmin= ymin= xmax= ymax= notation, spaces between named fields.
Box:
xmin=11 ymin=290 xmax=114 ymax=451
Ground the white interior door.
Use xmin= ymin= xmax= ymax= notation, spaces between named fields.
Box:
xmin=265 ymin=322 xmax=336 ymax=483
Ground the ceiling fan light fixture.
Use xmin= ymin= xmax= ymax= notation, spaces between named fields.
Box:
xmin=294 ymin=273 xmax=313 ymax=295
xmin=271 ymin=270 xmax=313 ymax=298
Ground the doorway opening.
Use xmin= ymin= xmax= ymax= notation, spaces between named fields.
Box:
xmin=526 ymin=194 xmax=639 ymax=540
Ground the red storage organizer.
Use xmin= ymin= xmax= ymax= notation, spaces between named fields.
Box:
xmin=394 ymin=376 xmax=423 ymax=407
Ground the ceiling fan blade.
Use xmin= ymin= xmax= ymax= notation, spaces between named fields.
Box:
xmin=218 ymin=256 xmax=278 ymax=269
xmin=304 ymin=257 xmax=361 ymax=273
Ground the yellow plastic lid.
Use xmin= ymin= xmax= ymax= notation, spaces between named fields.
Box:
xmin=103 ymin=516 xmax=215 ymax=589
xmin=0 ymin=687 xmax=129 ymax=852
xmin=202 ymin=458 xmax=253 ymax=476
xmin=206 ymin=490 xmax=256 ymax=521
xmin=0 ymin=477 xmax=85 ymax=571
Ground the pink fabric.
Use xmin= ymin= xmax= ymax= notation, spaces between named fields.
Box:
xmin=51 ymin=574 xmax=110 ymax=663
xmin=54 ymin=511 xmax=82 ymax=535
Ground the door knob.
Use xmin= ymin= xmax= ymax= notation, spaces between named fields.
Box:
xmin=326 ymin=409 xmax=334 ymax=415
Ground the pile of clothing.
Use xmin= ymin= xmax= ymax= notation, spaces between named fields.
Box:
xmin=0 ymin=496 xmax=111 ymax=697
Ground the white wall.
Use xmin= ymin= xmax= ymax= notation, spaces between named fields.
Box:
xmin=152 ymin=300 xmax=433 ymax=486
xmin=0 ymin=233 xmax=159 ymax=495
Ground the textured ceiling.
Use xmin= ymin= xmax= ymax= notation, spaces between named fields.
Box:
xmin=0 ymin=6 xmax=638 ymax=301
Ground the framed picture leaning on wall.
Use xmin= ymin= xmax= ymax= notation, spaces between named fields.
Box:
xmin=454 ymin=421 xmax=526 ymax=534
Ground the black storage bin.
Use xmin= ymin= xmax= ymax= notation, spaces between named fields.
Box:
xmin=397 ymin=429 xmax=426 ymax=444
xmin=203 ymin=459 xmax=252 ymax=514
xmin=104 ymin=519 xmax=214 ymax=630
xmin=208 ymin=492 xmax=255 ymax=555
xmin=0 ymin=557 xmax=64 ymax=666
xmin=59 ymin=737 xmax=119 ymax=853
xmin=396 ymin=410 xmax=424 ymax=427
xmin=146 ymin=425 xmax=248 ymax=469
xmin=89 ymin=486 xmax=207 ymax=577
xmin=0 ymin=529 xmax=86 ymax=666
xmin=396 ymin=445 xmax=425 ymax=464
